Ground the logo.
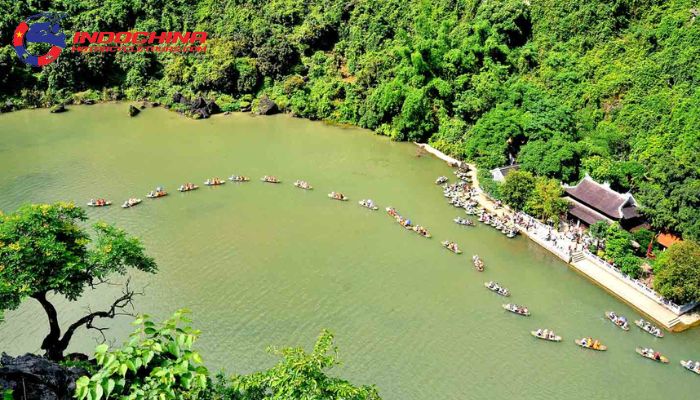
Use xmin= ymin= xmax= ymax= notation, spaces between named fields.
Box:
xmin=13 ymin=12 xmax=66 ymax=67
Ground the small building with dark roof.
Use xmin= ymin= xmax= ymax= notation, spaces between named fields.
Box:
xmin=490 ymin=164 xmax=520 ymax=182
xmin=563 ymin=175 xmax=643 ymax=229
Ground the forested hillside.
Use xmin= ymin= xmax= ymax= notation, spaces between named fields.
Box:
xmin=0 ymin=0 xmax=698 ymax=239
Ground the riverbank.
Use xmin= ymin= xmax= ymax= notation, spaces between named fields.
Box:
xmin=416 ymin=142 xmax=700 ymax=332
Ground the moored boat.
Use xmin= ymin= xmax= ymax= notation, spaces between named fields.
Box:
xmin=503 ymin=303 xmax=530 ymax=316
xmin=204 ymin=178 xmax=225 ymax=186
xmin=261 ymin=176 xmax=280 ymax=183
xmin=441 ymin=241 xmax=462 ymax=254
xmin=605 ymin=311 xmax=630 ymax=331
xmin=146 ymin=187 xmax=168 ymax=198
xmin=328 ymin=192 xmax=348 ymax=201
xmin=484 ymin=281 xmax=509 ymax=296
xmin=680 ymin=360 xmax=700 ymax=375
xmin=435 ymin=176 xmax=448 ymax=184
xmin=121 ymin=198 xmax=141 ymax=208
xmin=87 ymin=199 xmax=111 ymax=207
xmin=229 ymin=175 xmax=250 ymax=182
xmin=636 ymin=347 xmax=669 ymax=364
xmin=293 ymin=180 xmax=313 ymax=190
xmin=454 ymin=217 xmax=474 ymax=226
xmin=472 ymin=255 xmax=485 ymax=272
xmin=634 ymin=319 xmax=664 ymax=338
xmin=358 ymin=199 xmax=378 ymax=210
xmin=178 ymin=183 xmax=199 ymax=192
xmin=575 ymin=338 xmax=607 ymax=351
xmin=531 ymin=329 xmax=562 ymax=342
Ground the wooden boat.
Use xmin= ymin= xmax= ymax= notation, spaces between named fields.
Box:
xmin=261 ymin=176 xmax=280 ymax=183
xmin=87 ymin=199 xmax=111 ymax=207
xmin=636 ymin=347 xmax=669 ymax=364
xmin=412 ymin=226 xmax=431 ymax=238
xmin=328 ymin=192 xmax=348 ymax=201
xmin=435 ymin=176 xmax=448 ymax=184
xmin=484 ymin=282 xmax=509 ymax=296
xmin=121 ymin=198 xmax=141 ymax=208
xmin=293 ymin=180 xmax=313 ymax=190
xmin=502 ymin=303 xmax=530 ymax=316
xmin=178 ymin=184 xmax=199 ymax=192
xmin=228 ymin=175 xmax=250 ymax=182
xmin=441 ymin=241 xmax=462 ymax=254
xmin=680 ymin=360 xmax=700 ymax=375
xmin=575 ymin=338 xmax=607 ymax=351
xmin=531 ymin=330 xmax=562 ymax=342
xmin=605 ymin=311 xmax=630 ymax=331
xmin=358 ymin=200 xmax=378 ymax=210
xmin=204 ymin=178 xmax=225 ymax=186
xmin=454 ymin=217 xmax=474 ymax=226
xmin=146 ymin=191 xmax=167 ymax=198
xmin=472 ymin=255 xmax=485 ymax=272
xmin=634 ymin=319 xmax=664 ymax=338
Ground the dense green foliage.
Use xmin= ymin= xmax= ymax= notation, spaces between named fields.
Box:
xmin=76 ymin=310 xmax=208 ymax=400
xmin=498 ymin=171 xmax=568 ymax=224
xmin=653 ymin=241 xmax=700 ymax=304
xmin=0 ymin=0 xmax=698 ymax=239
xmin=0 ymin=202 xmax=157 ymax=359
xmin=500 ymin=170 xmax=535 ymax=210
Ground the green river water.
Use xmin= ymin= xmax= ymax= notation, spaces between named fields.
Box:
xmin=0 ymin=104 xmax=698 ymax=399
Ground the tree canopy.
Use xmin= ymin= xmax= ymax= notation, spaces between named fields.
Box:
xmin=653 ymin=241 xmax=700 ymax=304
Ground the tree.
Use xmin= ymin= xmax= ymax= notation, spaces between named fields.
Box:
xmin=653 ymin=241 xmax=700 ymax=305
xmin=75 ymin=310 xmax=208 ymax=400
xmin=214 ymin=330 xmax=381 ymax=400
xmin=603 ymin=223 xmax=634 ymax=262
xmin=0 ymin=203 xmax=156 ymax=360
xmin=501 ymin=170 xmax=535 ymax=210
xmin=525 ymin=177 xmax=568 ymax=224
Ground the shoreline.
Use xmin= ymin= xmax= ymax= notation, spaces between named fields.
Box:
xmin=415 ymin=142 xmax=700 ymax=332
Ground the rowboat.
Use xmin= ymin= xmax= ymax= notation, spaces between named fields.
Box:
xmin=484 ymin=282 xmax=509 ymax=296
xmin=472 ymin=255 xmax=485 ymax=272
xmin=575 ymin=338 xmax=607 ymax=351
xmin=178 ymin=184 xmax=199 ymax=192
xmin=531 ymin=330 xmax=562 ymax=342
xmin=605 ymin=311 xmax=629 ymax=331
xmin=680 ymin=360 xmax=700 ymax=375
xmin=636 ymin=347 xmax=669 ymax=363
xmin=328 ymin=192 xmax=348 ymax=201
xmin=502 ymin=303 xmax=530 ymax=316
xmin=293 ymin=180 xmax=313 ymax=190
xmin=121 ymin=198 xmax=141 ymax=208
xmin=358 ymin=200 xmax=378 ymax=210
xmin=261 ymin=176 xmax=280 ymax=183
xmin=635 ymin=319 xmax=664 ymax=338
xmin=229 ymin=175 xmax=250 ymax=182
xmin=441 ymin=241 xmax=462 ymax=254
xmin=454 ymin=217 xmax=474 ymax=226
xmin=435 ymin=176 xmax=448 ymax=184
xmin=87 ymin=199 xmax=111 ymax=207
xmin=204 ymin=179 xmax=225 ymax=186
xmin=412 ymin=226 xmax=431 ymax=238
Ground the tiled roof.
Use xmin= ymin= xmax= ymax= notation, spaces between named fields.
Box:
xmin=567 ymin=198 xmax=610 ymax=225
xmin=564 ymin=176 xmax=636 ymax=219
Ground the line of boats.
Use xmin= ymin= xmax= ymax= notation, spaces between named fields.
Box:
xmin=386 ymin=207 xmax=432 ymax=238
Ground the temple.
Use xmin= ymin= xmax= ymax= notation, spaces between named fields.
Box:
xmin=563 ymin=175 xmax=643 ymax=229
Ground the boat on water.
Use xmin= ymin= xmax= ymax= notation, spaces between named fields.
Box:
xmin=435 ymin=176 xmax=448 ymax=184
xmin=229 ymin=175 xmax=250 ymax=182
xmin=605 ymin=311 xmax=630 ymax=331
xmin=204 ymin=178 xmax=225 ymax=186
xmin=121 ymin=198 xmax=141 ymax=208
xmin=87 ymin=199 xmax=111 ymax=207
xmin=178 ymin=183 xmax=199 ymax=192
xmin=412 ymin=225 xmax=431 ymax=238
xmin=503 ymin=303 xmax=530 ymax=316
xmin=454 ymin=217 xmax=474 ymax=226
xmin=575 ymin=338 xmax=607 ymax=351
xmin=472 ymin=255 xmax=485 ymax=272
xmin=328 ymin=192 xmax=348 ymax=201
xmin=261 ymin=176 xmax=280 ymax=183
xmin=358 ymin=199 xmax=378 ymax=210
xmin=680 ymin=360 xmax=700 ymax=375
xmin=441 ymin=241 xmax=462 ymax=254
xmin=146 ymin=187 xmax=168 ymax=198
xmin=294 ymin=180 xmax=313 ymax=190
xmin=636 ymin=347 xmax=669 ymax=364
xmin=635 ymin=319 xmax=664 ymax=338
xmin=484 ymin=281 xmax=509 ymax=296
xmin=531 ymin=329 xmax=562 ymax=342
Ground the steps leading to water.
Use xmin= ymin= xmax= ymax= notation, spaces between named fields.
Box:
xmin=570 ymin=251 xmax=585 ymax=263
xmin=668 ymin=317 xmax=681 ymax=327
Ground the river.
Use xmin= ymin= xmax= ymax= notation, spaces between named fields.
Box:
xmin=0 ymin=104 xmax=698 ymax=399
